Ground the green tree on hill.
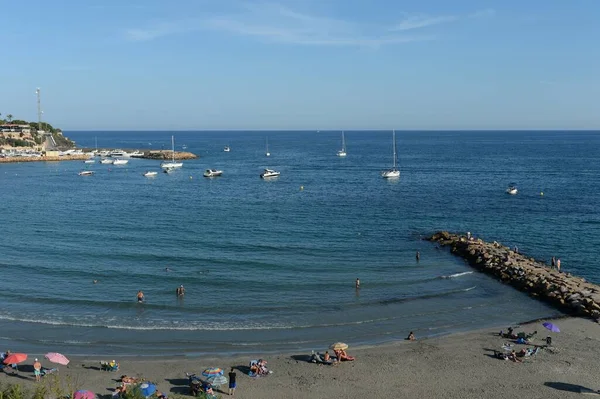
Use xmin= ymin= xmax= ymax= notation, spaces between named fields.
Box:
xmin=6 ymin=114 xmax=13 ymax=122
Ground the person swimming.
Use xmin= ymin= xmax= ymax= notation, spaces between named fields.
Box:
xmin=137 ymin=290 xmax=144 ymax=302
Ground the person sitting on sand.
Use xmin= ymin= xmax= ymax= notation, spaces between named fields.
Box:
xmin=120 ymin=375 xmax=137 ymax=384
xmin=337 ymin=349 xmax=355 ymax=361
xmin=250 ymin=363 xmax=260 ymax=375
xmin=508 ymin=350 xmax=522 ymax=363
xmin=323 ymin=351 xmax=331 ymax=362
xmin=407 ymin=331 xmax=416 ymax=341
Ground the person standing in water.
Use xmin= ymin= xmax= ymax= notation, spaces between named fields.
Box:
xmin=416 ymin=251 xmax=420 ymax=262
xmin=176 ymin=285 xmax=185 ymax=296
xmin=137 ymin=290 xmax=144 ymax=303
xmin=355 ymin=278 xmax=360 ymax=289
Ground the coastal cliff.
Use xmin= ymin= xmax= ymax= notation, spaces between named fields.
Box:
xmin=428 ymin=231 xmax=600 ymax=320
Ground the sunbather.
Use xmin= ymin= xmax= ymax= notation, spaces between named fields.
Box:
xmin=508 ymin=350 xmax=522 ymax=363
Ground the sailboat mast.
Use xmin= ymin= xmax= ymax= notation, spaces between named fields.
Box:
xmin=342 ymin=131 xmax=345 ymax=151
xmin=392 ymin=130 xmax=397 ymax=169
xmin=171 ymin=135 xmax=175 ymax=163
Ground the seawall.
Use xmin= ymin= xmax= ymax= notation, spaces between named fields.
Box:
xmin=0 ymin=155 xmax=90 ymax=163
xmin=428 ymin=231 xmax=600 ymax=320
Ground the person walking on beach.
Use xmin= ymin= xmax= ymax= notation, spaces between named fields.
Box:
xmin=137 ymin=290 xmax=145 ymax=303
xmin=416 ymin=251 xmax=420 ymax=262
xmin=33 ymin=358 xmax=42 ymax=382
xmin=228 ymin=367 xmax=237 ymax=396
xmin=355 ymin=278 xmax=360 ymax=289
xmin=176 ymin=285 xmax=185 ymax=296
xmin=557 ymin=258 xmax=561 ymax=272
xmin=551 ymin=256 xmax=556 ymax=269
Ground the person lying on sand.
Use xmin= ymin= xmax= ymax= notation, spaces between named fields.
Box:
xmin=120 ymin=375 xmax=139 ymax=384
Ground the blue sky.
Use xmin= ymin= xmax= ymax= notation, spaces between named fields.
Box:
xmin=1 ymin=0 xmax=599 ymax=130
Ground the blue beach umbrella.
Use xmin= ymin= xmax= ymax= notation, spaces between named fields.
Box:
xmin=543 ymin=322 xmax=560 ymax=333
xmin=138 ymin=383 xmax=156 ymax=398
xmin=207 ymin=375 xmax=228 ymax=387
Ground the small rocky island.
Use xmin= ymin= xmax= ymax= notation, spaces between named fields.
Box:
xmin=428 ymin=231 xmax=600 ymax=320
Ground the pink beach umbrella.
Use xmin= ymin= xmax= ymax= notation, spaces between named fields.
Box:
xmin=73 ymin=391 xmax=95 ymax=399
xmin=45 ymin=352 xmax=70 ymax=366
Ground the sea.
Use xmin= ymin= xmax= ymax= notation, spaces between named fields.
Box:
xmin=1 ymin=130 xmax=599 ymax=357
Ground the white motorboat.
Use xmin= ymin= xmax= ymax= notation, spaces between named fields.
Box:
xmin=161 ymin=136 xmax=183 ymax=169
xmin=265 ymin=137 xmax=270 ymax=157
xmin=506 ymin=185 xmax=518 ymax=195
xmin=112 ymin=159 xmax=129 ymax=165
xmin=381 ymin=130 xmax=400 ymax=178
xmin=260 ymin=168 xmax=280 ymax=178
xmin=144 ymin=171 xmax=158 ymax=177
xmin=99 ymin=150 xmax=110 ymax=157
xmin=223 ymin=145 xmax=231 ymax=152
xmin=84 ymin=159 xmax=95 ymax=164
xmin=100 ymin=158 xmax=113 ymax=164
xmin=109 ymin=149 xmax=126 ymax=157
xmin=129 ymin=150 xmax=145 ymax=158
xmin=78 ymin=171 xmax=94 ymax=176
xmin=337 ymin=131 xmax=347 ymax=157
xmin=203 ymin=169 xmax=223 ymax=177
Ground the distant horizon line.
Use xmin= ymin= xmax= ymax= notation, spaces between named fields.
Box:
xmin=64 ymin=129 xmax=600 ymax=132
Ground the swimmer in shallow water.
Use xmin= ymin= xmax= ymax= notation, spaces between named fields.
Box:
xmin=137 ymin=290 xmax=144 ymax=302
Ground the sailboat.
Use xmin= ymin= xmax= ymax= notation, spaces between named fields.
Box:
xmin=337 ymin=131 xmax=347 ymax=157
xmin=265 ymin=137 xmax=270 ymax=157
xmin=381 ymin=130 xmax=400 ymax=178
xmin=161 ymin=136 xmax=183 ymax=169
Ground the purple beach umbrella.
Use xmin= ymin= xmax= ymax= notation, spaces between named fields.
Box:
xmin=543 ymin=322 xmax=560 ymax=333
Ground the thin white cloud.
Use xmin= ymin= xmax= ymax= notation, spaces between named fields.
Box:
xmin=390 ymin=9 xmax=496 ymax=31
xmin=124 ymin=3 xmax=493 ymax=47
xmin=390 ymin=15 xmax=458 ymax=31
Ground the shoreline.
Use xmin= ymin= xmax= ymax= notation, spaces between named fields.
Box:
xmin=2 ymin=316 xmax=598 ymax=398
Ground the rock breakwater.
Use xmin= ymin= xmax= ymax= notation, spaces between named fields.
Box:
xmin=429 ymin=231 xmax=600 ymax=320
xmin=143 ymin=150 xmax=197 ymax=160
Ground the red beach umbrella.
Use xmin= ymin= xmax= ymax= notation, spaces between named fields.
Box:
xmin=3 ymin=353 xmax=27 ymax=364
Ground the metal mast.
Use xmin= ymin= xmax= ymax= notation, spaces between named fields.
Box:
xmin=36 ymin=88 xmax=42 ymax=132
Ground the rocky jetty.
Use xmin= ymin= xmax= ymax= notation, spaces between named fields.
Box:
xmin=0 ymin=154 xmax=89 ymax=163
xmin=142 ymin=150 xmax=197 ymax=160
xmin=429 ymin=231 xmax=600 ymax=320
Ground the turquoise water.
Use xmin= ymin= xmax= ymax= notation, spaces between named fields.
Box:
xmin=1 ymin=130 xmax=598 ymax=356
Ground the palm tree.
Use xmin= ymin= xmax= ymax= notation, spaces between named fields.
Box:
xmin=6 ymin=114 xmax=13 ymax=123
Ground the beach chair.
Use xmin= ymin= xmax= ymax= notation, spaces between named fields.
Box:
xmin=100 ymin=361 xmax=120 ymax=372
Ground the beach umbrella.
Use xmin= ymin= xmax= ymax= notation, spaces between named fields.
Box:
xmin=207 ymin=375 xmax=228 ymax=388
xmin=138 ymin=383 xmax=156 ymax=398
xmin=202 ymin=367 xmax=224 ymax=378
xmin=543 ymin=322 xmax=560 ymax=333
xmin=3 ymin=353 xmax=27 ymax=365
xmin=329 ymin=342 xmax=348 ymax=351
xmin=73 ymin=390 xmax=95 ymax=399
xmin=44 ymin=352 xmax=70 ymax=366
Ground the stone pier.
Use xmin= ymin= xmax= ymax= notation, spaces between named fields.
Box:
xmin=428 ymin=231 xmax=600 ymax=320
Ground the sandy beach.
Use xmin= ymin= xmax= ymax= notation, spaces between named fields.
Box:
xmin=2 ymin=317 xmax=599 ymax=399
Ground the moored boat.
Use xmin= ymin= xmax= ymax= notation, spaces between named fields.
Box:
xmin=260 ymin=168 xmax=280 ymax=178
xmin=203 ymin=169 xmax=223 ymax=177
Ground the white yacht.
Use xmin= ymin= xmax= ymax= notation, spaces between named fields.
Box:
xmin=337 ymin=131 xmax=347 ymax=157
xmin=144 ymin=171 xmax=158 ymax=177
xmin=84 ymin=159 xmax=95 ymax=164
xmin=506 ymin=184 xmax=518 ymax=195
xmin=381 ymin=130 xmax=400 ymax=179
xmin=112 ymin=159 xmax=129 ymax=165
xmin=128 ymin=150 xmax=145 ymax=158
xmin=223 ymin=145 xmax=231 ymax=152
xmin=203 ymin=169 xmax=223 ymax=177
xmin=109 ymin=149 xmax=126 ymax=157
xmin=161 ymin=136 xmax=183 ymax=169
xmin=99 ymin=150 xmax=110 ymax=157
xmin=78 ymin=171 xmax=94 ymax=176
xmin=100 ymin=158 xmax=113 ymax=164
xmin=260 ymin=168 xmax=280 ymax=178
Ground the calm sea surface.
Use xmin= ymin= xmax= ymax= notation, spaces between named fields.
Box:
xmin=1 ymin=130 xmax=599 ymax=356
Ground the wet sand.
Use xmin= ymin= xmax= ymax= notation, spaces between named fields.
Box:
xmin=1 ymin=317 xmax=599 ymax=399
